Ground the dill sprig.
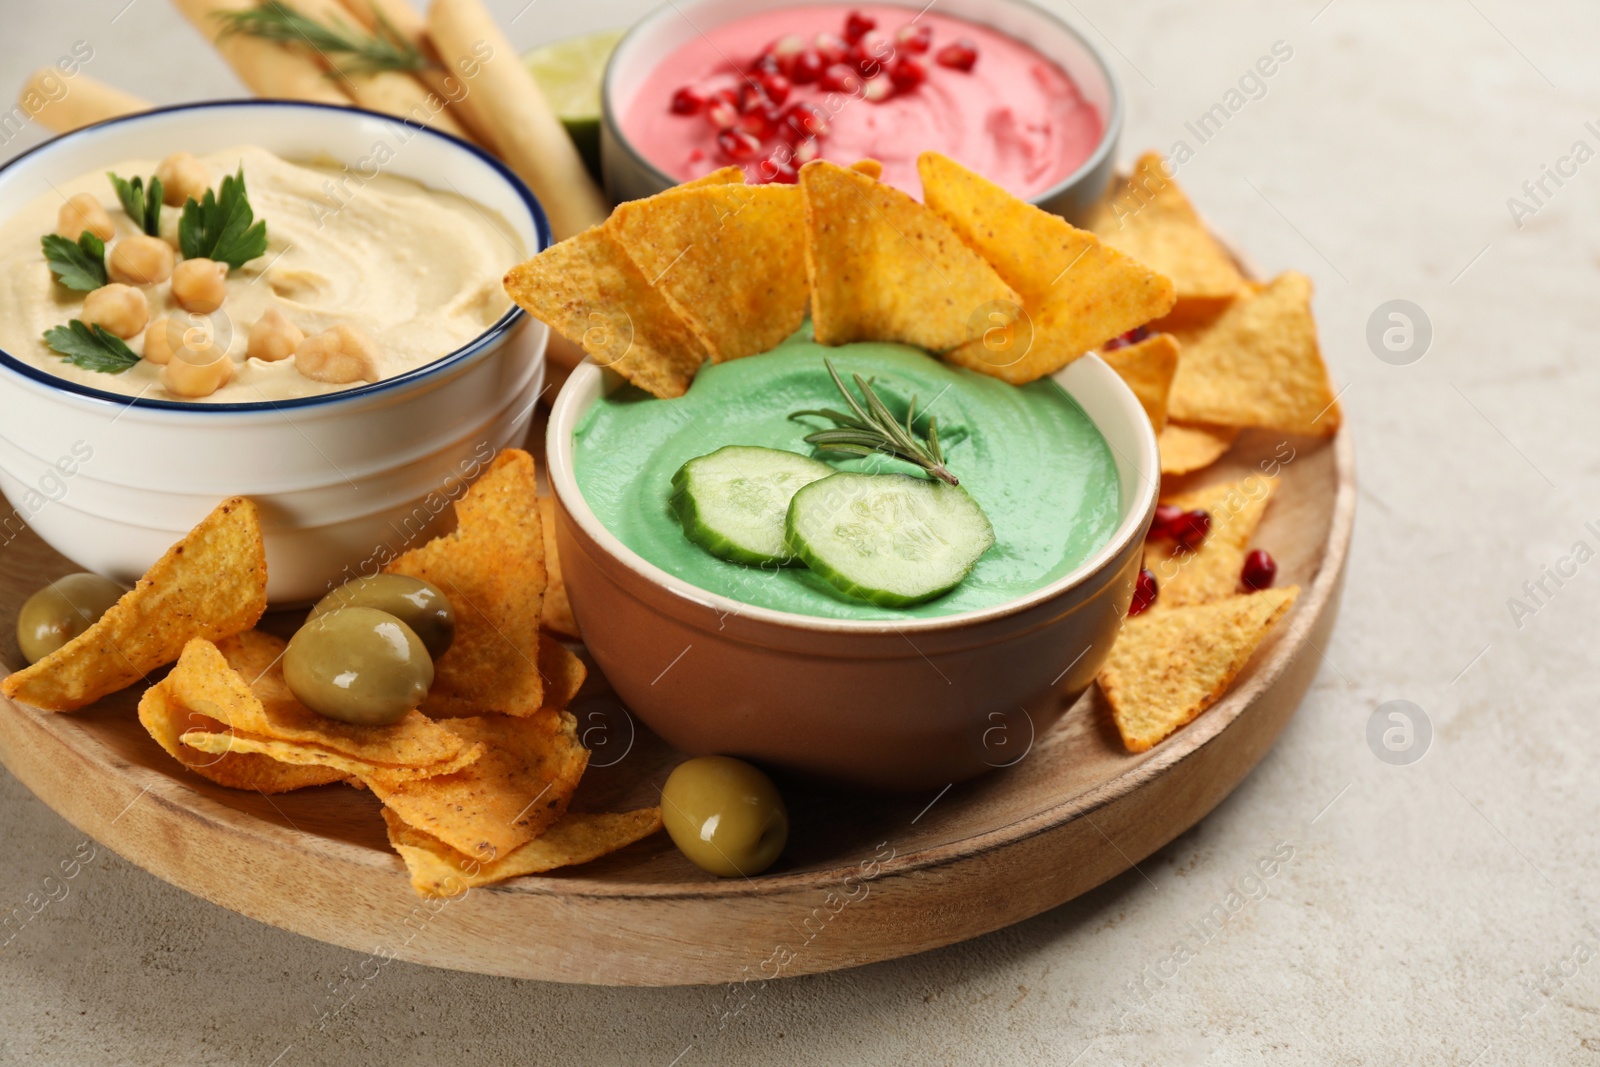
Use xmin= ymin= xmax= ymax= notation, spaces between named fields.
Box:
xmin=790 ymin=359 xmax=960 ymax=486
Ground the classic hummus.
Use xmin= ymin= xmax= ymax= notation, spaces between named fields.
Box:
xmin=0 ymin=145 xmax=521 ymax=403
xmin=573 ymin=332 xmax=1121 ymax=621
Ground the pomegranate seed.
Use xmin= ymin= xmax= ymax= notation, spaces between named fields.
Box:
xmin=671 ymin=86 xmax=707 ymax=115
xmin=738 ymin=106 xmax=778 ymax=139
xmin=781 ymin=102 xmax=830 ymax=139
xmin=771 ymin=33 xmax=806 ymax=63
xmin=814 ymin=32 xmax=850 ymax=65
xmin=738 ymin=82 xmax=771 ymax=113
xmin=1170 ymin=509 xmax=1212 ymax=551
xmin=844 ymin=10 xmax=876 ymax=41
xmin=705 ymin=97 xmax=739 ymax=130
xmin=717 ymin=128 xmax=762 ymax=162
xmin=757 ymin=71 xmax=792 ymax=106
xmin=791 ymin=48 xmax=826 ymax=84
xmin=896 ymin=23 xmax=932 ymax=54
xmin=792 ymin=137 xmax=821 ymax=165
xmin=1241 ymin=549 xmax=1278 ymax=591
xmin=861 ymin=75 xmax=894 ymax=103
xmin=936 ymin=38 xmax=979 ymax=71
xmin=820 ymin=63 xmax=863 ymax=94
xmin=756 ymin=153 xmax=799 ymax=185
xmin=750 ymin=51 xmax=781 ymax=76
xmin=853 ymin=31 xmax=894 ymax=74
xmin=1148 ymin=503 xmax=1183 ymax=540
xmin=1129 ymin=568 xmax=1158 ymax=616
xmin=1103 ymin=324 xmax=1151 ymax=351
xmin=889 ymin=57 xmax=926 ymax=92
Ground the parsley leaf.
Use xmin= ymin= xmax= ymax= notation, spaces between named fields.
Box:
xmin=179 ymin=165 xmax=268 ymax=269
xmin=42 ymin=320 xmax=142 ymax=374
xmin=107 ymin=171 xmax=163 ymax=236
xmin=40 ymin=232 xmax=108 ymax=291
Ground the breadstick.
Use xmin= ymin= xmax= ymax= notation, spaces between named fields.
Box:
xmin=171 ymin=0 xmax=351 ymax=105
xmin=19 ymin=70 xmax=149 ymax=134
xmin=427 ymin=0 xmax=607 ymax=241
xmin=284 ymin=0 xmax=470 ymax=139
xmin=333 ymin=0 xmax=499 ymax=149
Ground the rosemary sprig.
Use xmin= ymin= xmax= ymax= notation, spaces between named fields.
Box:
xmin=791 ymin=359 xmax=960 ymax=486
xmin=215 ymin=1 xmax=433 ymax=76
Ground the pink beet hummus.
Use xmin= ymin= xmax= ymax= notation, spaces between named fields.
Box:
xmin=619 ymin=3 xmax=1104 ymax=198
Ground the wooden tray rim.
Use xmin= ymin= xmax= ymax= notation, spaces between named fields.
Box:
xmin=0 ymin=425 xmax=1355 ymax=903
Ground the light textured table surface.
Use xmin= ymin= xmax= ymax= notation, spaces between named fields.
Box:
xmin=3 ymin=1 xmax=1597 ymax=1063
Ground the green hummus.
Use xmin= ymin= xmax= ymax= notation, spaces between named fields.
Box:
xmin=572 ymin=332 xmax=1121 ymax=621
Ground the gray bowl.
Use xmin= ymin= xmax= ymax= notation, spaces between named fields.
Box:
xmin=600 ymin=0 xmax=1122 ymax=224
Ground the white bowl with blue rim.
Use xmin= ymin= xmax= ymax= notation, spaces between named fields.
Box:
xmin=0 ymin=101 xmax=550 ymax=604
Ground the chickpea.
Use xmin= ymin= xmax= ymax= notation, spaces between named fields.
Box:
xmin=143 ymin=315 xmax=224 ymax=367
xmin=156 ymin=152 xmax=209 ymax=207
xmin=295 ymin=325 xmax=380 ymax=384
xmin=108 ymin=234 xmax=174 ymax=286
xmin=247 ymin=308 xmax=303 ymax=363
xmin=171 ymin=257 xmax=228 ymax=313
xmin=160 ymin=344 xmax=234 ymax=398
xmin=81 ymin=283 xmax=149 ymax=339
xmin=57 ymin=192 xmax=114 ymax=242
xmin=142 ymin=317 xmax=175 ymax=365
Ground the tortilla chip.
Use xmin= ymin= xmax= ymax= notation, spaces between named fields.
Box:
xmin=1101 ymin=334 xmax=1179 ymax=433
xmin=799 ymin=159 xmax=1019 ymax=351
xmin=1145 ymin=475 xmax=1277 ymax=609
xmin=1168 ymin=272 xmax=1341 ymax=435
xmin=386 ymin=450 xmax=548 ymax=718
xmin=138 ymin=681 xmax=346 ymax=793
xmin=364 ymin=709 xmax=588 ymax=859
xmin=166 ymin=634 xmax=479 ymax=775
xmin=504 ymin=226 xmax=706 ymax=399
xmin=919 ymin=153 xmax=1177 ymax=384
xmin=682 ymin=166 xmax=745 ymax=188
xmin=850 ymin=159 xmax=883 ymax=179
xmin=538 ymin=634 xmax=586 ymax=709
xmin=608 ymin=184 xmax=808 ymax=363
xmin=537 ymin=496 xmax=579 ymax=639
xmin=176 ymin=728 xmax=475 ymax=781
xmin=1101 ymin=587 xmax=1299 ymax=752
xmin=1159 ymin=421 xmax=1239 ymax=475
xmin=383 ymin=806 xmax=663 ymax=897
xmin=3 ymin=497 xmax=267 ymax=713
xmin=1089 ymin=152 xmax=1245 ymax=320
xmin=405 ymin=634 xmax=580 ymax=724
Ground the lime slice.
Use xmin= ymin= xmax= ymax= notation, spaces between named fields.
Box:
xmin=524 ymin=28 xmax=626 ymax=182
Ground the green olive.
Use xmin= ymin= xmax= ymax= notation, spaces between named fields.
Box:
xmin=15 ymin=573 xmax=125 ymax=664
xmin=309 ymin=574 xmax=455 ymax=659
xmin=283 ymin=607 xmax=434 ymax=726
xmin=661 ymin=756 xmax=788 ymax=877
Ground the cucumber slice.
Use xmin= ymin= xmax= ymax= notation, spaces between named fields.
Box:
xmin=671 ymin=446 xmax=836 ymax=565
xmin=786 ymin=473 xmax=995 ymax=607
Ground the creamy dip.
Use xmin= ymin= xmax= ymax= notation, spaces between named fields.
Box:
xmin=574 ymin=332 xmax=1122 ymax=621
xmin=622 ymin=3 xmax=1104 ymax=198
xmin=0 ymin=145 xmax=521 ymax=403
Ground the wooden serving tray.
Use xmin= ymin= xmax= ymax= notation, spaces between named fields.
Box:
xmin=0 ymin=419 xmax=1352 ymax=986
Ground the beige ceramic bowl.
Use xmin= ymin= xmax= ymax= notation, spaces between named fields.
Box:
xmin=546 ymin=355 xmax=1158 ymax=792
